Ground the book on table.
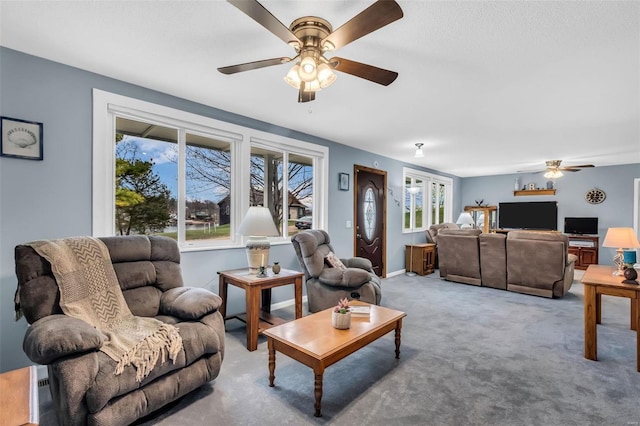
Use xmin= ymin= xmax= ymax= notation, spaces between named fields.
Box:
xmin=350 ymin=305 xmax=370 ymax=316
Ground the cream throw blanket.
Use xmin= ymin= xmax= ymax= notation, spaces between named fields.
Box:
xmin=29 ymin=237 xmax=182 ymax=382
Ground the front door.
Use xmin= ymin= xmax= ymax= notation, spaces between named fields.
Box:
xmin=354 ymin=165 xmax=386 ymax=277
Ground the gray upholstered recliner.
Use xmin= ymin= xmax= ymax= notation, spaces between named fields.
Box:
xmin=291 ymin=230 xmax=382 ymax=313
xmin=14 ymin=235 xmax=225 ymax=426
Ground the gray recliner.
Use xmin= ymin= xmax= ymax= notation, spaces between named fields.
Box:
xmin=14 ymin=235 xmax=225 ymax=426
xmin=291 ymin=230 xmax=382 ymax=313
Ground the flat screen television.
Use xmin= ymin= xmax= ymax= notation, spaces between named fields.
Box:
xmin=498 ymin=201 xmax=558 ymax=230
xmin=564 ymin=217 xmax=598 ymax=235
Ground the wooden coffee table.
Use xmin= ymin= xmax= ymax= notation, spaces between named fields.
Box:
xmin=263 ymin=302 xmax=406 ymax=417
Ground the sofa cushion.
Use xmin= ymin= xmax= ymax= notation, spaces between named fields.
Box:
xmin=325 ymin=251 xmax=347 ymax=270
xmin=85 ymin=315 xmax=222 ymax=413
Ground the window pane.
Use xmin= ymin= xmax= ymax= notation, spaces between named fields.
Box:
xmin=115 ymin=117 xmax=176 ymax=238
xmin=414 ymin=178 xmax=424 ymax=229
xmin=185 ymin=133 xmax=231 ymax=242
xmin=288 ymin=153 xmax=313 ymax=237
xmin=251 ymin=147 xmax=283 ymax=236
xmin=438 ymin=183 xmax=445 ymax=223
xmin=404 ymin=177 xmax=412 ymax=229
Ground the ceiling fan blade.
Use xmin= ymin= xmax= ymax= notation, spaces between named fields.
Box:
xmin=322 ymin=0 xmax=403 ymax=51
xmin=298 ymin=84 xmax=316 ymax=103
xmin=218 ymin=57 xmax=292 ymax=74
xmin=560 ymin=168 xmax=583 ymax=172
xmin=563 ymin=164 xmax=595 ymax=169
xmin=227 ymin=0 xmax=301 ymax=47
xmin=331 ymin=57 xmax=398 ymax=86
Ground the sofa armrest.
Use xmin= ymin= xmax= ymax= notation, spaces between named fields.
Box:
xmin=160 ymin=287 xmax=222 ymax=320
xmin=319 ymin=267 xmax=370 ymax=287
xmin=23 ymin=315 xmax=104 ymax=364
xmin=567 ymin=253 xmax=578 ymax=266
xmin=340 ymin=257 xmax=373 ymax=271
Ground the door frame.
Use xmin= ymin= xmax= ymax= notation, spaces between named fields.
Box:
xmin=353 ymin=164 xmax=387 ymax=277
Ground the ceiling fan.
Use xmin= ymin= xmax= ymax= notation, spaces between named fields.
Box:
xmin=521 ymin=160 xmax=595 ymax=178
xmin=217 ymin=0 xmax=403 ymax=102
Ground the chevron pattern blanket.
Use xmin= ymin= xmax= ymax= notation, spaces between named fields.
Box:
xmin=29 ymin=237 xmax=182 ymax=382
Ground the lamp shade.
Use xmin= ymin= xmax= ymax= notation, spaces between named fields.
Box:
xmin=456 ymin=212 xmax=475 ymax=226
xmin=237 ymin=206 xmax=279 ymax=237
xmin=602 ymin=227 xmax=640 ymax=249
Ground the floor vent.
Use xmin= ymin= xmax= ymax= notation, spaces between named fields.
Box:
xmin=38 ymin=377 xmax=49 ymax=388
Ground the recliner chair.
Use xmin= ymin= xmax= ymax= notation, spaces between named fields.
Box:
xmin=14 ymin=235 xmax=225 ymax=426
xmin=291 ymin=230 xmax=382 ymax=313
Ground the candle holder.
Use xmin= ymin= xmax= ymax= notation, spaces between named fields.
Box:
xmin=256 ymin=266 xmax=267 ymax=278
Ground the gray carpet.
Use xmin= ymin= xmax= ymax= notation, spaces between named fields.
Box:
xmin=39 ymin=271 xmax=640 ymax=425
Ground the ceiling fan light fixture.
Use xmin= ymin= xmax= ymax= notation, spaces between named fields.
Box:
xmin=317 ymin=63 xmax=336 ymax=88
xmin=298 ymin=55 xmax=317 ymax=82
xmin=303 ymin=79 xmax=321 ymax=92
xmin=284 ymin=65 xmax=302 ymax=89
xmin=544 ymin=170 xmax=564 ymax=179
xmin=414 ymin=143 xmax=424 ymax=158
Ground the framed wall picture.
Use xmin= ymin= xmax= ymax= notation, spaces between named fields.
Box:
xmin=1 ymin=116 xmax=43 ymax=160
xmin=339 ymin=172 xmax=349 ymax=191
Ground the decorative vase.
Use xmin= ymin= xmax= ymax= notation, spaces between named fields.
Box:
xmin=514 ymin=178 xmax=520 ymax=191
xmin=272 ymin=262 xmax=281 ymax=274
xmin=331 ymin=310 xmax=351 ymax=329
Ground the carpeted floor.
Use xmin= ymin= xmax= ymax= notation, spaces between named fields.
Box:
xmin=39 ymin=270 xmax=640 ymax=425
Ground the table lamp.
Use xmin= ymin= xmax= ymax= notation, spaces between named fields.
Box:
xmin=602 ymin=227 xmax=640 ymax=276
xmin=456 ymin=212 xmax=475 ymax=229
xmin=237 ymin=206 xmax=280 ymax=273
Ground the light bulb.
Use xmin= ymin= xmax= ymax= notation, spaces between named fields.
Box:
xmin=317 ymin=63 xmax=337 ymax=88
xmin=298 ymin=56 xmax=317 ymax=82
xmin=284 ymin=65 xmax=302 ymax=89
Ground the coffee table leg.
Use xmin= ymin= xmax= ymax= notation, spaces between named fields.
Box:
xmin=394 ymin=318 xmax=403 ymax=359
xmin=313 ymin=370 xmax=323 ymax=417
xmin=268 ymin=338 xmax=276 ymax=387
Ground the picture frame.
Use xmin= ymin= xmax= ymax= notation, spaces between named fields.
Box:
xmin=1 ymin=116 xmax=43 ymax=160
xmin=339 ymin=172 xmax=349 ymax=191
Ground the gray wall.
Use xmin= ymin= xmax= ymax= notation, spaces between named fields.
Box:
xmin=0 ymin=47 xmax=451 ymax=371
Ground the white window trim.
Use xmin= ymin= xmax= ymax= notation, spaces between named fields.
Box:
xmin=92 ymin=89 xmax=328 ymax=250
xmin=402 ymin=167 xmax=453 ymax=234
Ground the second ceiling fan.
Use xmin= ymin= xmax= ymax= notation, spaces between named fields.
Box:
xmin=218 ymin=0 xmax=404 ymax=102
xmin=522 ymin=160 xmax=595 ymax=179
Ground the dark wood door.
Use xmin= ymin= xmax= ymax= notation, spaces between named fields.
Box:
xmin=354 ymin=165 xmax=386 ymax=277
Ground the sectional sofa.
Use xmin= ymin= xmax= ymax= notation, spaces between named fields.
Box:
xmin=436 ymin=229 xmax=577 ymax=298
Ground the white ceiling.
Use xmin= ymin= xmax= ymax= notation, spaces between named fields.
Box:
xmin=1 ymin=0 xmax=638 ymax=177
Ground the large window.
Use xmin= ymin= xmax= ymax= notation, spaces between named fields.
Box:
xmin=93 ymin=89 xmax=328 ymax=249
xmin=403 ymin=167 xmax=452 ymax=233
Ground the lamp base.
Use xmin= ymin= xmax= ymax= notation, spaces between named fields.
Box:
xmin=246 ymin=237 xmax=270 ymax=273
xmin=612 ymin=250 xmax=625 ymax=276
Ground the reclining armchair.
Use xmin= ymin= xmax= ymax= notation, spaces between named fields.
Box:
xmin=291 ymin=230 xmax=382 ymax=312
xmin=14 ymin=235 xmax=225 ymax=426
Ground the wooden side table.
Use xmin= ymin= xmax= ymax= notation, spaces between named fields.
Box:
xmin=405 ymin=243 xmax=435 ymax=275
xmin=0 ymin=366 xmax=39 ymax=426
xmin=218 ymin=267 xmax=304 ymax=351
xmin=582 ymin=264 xmax=640 ymax=371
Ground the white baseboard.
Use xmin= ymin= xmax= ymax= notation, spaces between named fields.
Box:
xmin=386 ymin=269 xmax=407 ymax=278
xmin=271 ymin=295 xmax=308 ymax=311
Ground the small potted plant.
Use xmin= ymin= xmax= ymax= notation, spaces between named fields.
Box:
xmin=331 ymin=298 xmax=351 ymax=329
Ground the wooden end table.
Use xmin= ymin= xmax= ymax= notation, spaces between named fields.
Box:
xmin=582 ymin=264 xmax=640 ymax=371
xmin=218 ymin=268 xmax=304 ymax=351
xmin=0 ymin=366 xmax=39 ymax=426
xmin=263 ymin=302 xmax=406 ymax=417
xmin=405 ymin=243 xmax=435 ymax=275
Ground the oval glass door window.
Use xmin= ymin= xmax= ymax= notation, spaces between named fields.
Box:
xmin=364 ymin=187 xmax=376 ymax=240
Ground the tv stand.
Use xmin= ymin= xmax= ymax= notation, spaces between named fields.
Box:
xmin=566 ymin=234 xmax=599 ymax=270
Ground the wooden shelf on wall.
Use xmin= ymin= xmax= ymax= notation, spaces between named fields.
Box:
xmin=513 ymin=189 xmax=556 ymax=196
